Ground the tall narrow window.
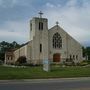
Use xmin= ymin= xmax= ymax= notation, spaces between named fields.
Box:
xmin=41 ymin=22 xmax=43 ymax=30
xmin=30 ymin=23 xmax=32 ymax=31
xmin=76 ymin=55 xmax=78 ymax=60
xmin=69 ymin=55 xmax=72 ymax=61
xmin=53 ymin=32 xmax=62 ymax=49
xmin=39 ymin=22 xmax=43 ymax=30
xmin=40 ymin=44 xmax=42 ymax=53
xmin=11 ymin=56 xmax=13 ymax=60
xmin=70 ymin=55 xmax=72 ymax=59
xmin=73 ymin=55 xmax=75 ymax=60
xmin=8 ymin=57 xmax=9 ymax=60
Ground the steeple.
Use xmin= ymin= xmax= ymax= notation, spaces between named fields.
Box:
xmin=30 ymin=11 xmax=48 ymax=41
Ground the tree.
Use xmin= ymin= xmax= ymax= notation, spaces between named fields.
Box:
xmin=82 ymin=47 xmax=86 ymax=57
xmin=86 ymin=47 xmax=90 ymax=60
xmin=82 ymin=46 xmax=90 ymax=60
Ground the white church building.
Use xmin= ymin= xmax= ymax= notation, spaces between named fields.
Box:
xmin=5 ymin=12 xmax=83 ymax=65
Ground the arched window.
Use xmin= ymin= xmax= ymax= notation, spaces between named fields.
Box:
xmin=53 ymin=32 xmax=62 ymax=49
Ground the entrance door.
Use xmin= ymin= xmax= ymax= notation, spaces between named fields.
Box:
xmin=53 ymin=53 xmax=60 ymax=62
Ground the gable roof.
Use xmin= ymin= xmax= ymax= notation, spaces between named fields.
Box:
xmin=49 ymin=25 xmax=82 ymax=46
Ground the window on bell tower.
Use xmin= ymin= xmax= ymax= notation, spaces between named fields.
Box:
xmin=39 ymin=22 xmax=43 ymax=30
xmin=30 ymin=23 xmax=32 ymax=31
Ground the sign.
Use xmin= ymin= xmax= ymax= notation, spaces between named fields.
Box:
xmin=43 ymin=59 xmax=50 ymax=72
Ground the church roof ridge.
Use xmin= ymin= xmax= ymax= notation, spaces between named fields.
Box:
xmin=49 ymin=25 xmax=82 ymax=46
xmin=14 ymin=40 xmax=32 ymax=52
xmin=49 ymin=25 xmax=63 ymax=31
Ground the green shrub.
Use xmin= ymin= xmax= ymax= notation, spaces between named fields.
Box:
xmin=79 ymin=61 xmax=88 ymax=66
xmin=87 ymin=60 xmax=90 ymax=64
xmin=15 ymin=56 xmax=27 ymax=66
xmin=0 ymin=60 xmax=3 ymax=65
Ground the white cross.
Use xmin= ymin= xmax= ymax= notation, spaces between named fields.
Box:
xmin=38 ymin=11 xmax=43 ymax=18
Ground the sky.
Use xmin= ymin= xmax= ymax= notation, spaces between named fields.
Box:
xmin=0 ymin=0 xmax=90 ymax=47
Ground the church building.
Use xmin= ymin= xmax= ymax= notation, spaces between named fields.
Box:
xmin=5 ymin=12 xmax=83 ymax=65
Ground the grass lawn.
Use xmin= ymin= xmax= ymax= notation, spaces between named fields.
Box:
xmin=0 ymin=65 xmax=90 ymax=80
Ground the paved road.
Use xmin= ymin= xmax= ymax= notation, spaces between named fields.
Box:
xmin=0 ymin=78 xmax=90 ymax=90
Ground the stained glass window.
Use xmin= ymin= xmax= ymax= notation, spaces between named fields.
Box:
xmin=53 ymin=33 xmax=62 ymax=49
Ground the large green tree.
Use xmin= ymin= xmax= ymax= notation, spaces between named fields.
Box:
xmin=82 ymin=46 xmax=90 ymax=60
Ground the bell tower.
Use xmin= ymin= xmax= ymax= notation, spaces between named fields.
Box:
xmin=30 ymin=11 xmax=49 ymax=64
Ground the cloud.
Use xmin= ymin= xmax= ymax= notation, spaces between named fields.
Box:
xmin=0 ymin=0 xmax=30 ymax=8
xmin=45 ymin=2 xmax=61 ymax=9
xmin=0 ymin=20 xmax=29 ymax=43
xmin=66 ymin=0 xmax=78 ymax=7
xmin=0 ymin=0 xmax=15 ymax=8
xmin=0 ymin=0 xmax=90 ymax=46
xmin=0 ymin=0 xmax=2 ymax=5
xmin=46 ymin=3 xmax=55 ymax=8
xmin=43 ymin=0 xmax=90 ymax=46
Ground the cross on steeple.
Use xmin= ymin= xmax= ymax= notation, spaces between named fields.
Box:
xmin=38 ymin=11 xmax=43 ymax=18
xmin=56 ymin=21 xmax=59 ymax=25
